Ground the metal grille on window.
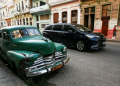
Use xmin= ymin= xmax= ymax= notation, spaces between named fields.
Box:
xmin=71 ymin=10 xmax=77 ymax=24
xmin=85 ymin=8 xmax=89 ymax=13
xmin=91 ymin=7 xmax=95 ymax=13
xmin=62 ymin=12 xmax=67 ymax=23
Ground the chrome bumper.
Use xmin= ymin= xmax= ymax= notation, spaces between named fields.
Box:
xmin=26 ymin=57 xmax=70 ymax=77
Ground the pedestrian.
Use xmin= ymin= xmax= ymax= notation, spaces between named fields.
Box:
xmin=112 ymin=25 xmax=117 ymax=40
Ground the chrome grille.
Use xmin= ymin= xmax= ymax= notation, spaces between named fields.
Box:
xmin=32 ymin=52 xmax=66 ymax=66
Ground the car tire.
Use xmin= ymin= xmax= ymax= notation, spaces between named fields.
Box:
xmin=76 ymin=40 xmax=86 ymax=51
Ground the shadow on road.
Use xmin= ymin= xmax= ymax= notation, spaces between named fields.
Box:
xmin=0 ymin=56 xmax=63 ymax=86
xmin=67 ymin=47 xmax=106 ymax=53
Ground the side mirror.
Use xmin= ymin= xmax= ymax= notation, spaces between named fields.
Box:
xmin=67 ymin=30 xmax=72 ymax=34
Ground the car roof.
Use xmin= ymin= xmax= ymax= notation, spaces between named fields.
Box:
xmin=48 ymin=23 xmax=72 ymax=26
xmin=0 ymin=25 xmax=37 ymax=31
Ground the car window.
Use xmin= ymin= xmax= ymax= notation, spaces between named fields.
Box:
xmin=11 ymin=28 xmax=40 ymax=39
xmin=53 ymin=25 xmax=62 ymax=31
xmin=3 ymin=31 xmax=10 ymax=40
xmin=45 ymin=25 xmax=53 ymax=30
xmin=63 ymin=25 xmax=75 ymax=32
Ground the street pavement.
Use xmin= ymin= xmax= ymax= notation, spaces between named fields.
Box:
xmin=0 ymin=41 xmax=120 ymax=86
xmin=0 ymin=58 xmax=27 ymax=86
xmin=46 ymin=41 xmax=120 ymax=86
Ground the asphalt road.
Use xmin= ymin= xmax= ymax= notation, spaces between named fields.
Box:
xmin=1 ymin=42 xmax=120 ymax=86
xmin=45 ymin=42 xmax=120 ymax=86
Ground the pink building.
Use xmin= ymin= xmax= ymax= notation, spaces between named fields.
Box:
xmin=48 ymin=0 xmax=81 ymax=24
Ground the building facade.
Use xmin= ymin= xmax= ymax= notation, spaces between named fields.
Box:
xmin=30 ymin=0 xmax=51 ymax=32
xmin=0 ymin=0 xmax=4 ymax=28
xmin=48 ymin=0 xmax=81 ymax=24
xmin=80 ymin=0 xmax=120 ymax=38
xmin=14 ymin=0 xmax=33 ymax=26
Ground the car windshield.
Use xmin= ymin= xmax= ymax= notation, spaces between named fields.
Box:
xmin=11 ymin=28 xmax=40 ymax=39
xmin=73 ymin=24 xmax=92 ymax=32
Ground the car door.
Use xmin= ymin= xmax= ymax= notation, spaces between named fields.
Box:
xmin=61 ymin=25 xmax=76 ymax=46
xmin=43 ymin=25 xmax=53 ymax=40
xmin=50 ymin=25 xmax=63 ymax=43
xmin=1 ymin=30 xmax=12 ymax=59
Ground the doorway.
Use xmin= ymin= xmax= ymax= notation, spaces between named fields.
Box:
xmin=102 ymin=20 xmax=109 ymax=36
xmin=101 ymin=4 xmax=111 ymax=36
xmin=54 ymin=13 xmax=59 ymax=23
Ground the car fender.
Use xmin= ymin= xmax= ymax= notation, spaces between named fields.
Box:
xmin=6 ymin=50 xmax=42 ymax=69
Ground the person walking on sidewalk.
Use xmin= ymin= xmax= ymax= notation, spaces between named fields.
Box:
xmin=112 ymin=25 xmax=117 ymax=40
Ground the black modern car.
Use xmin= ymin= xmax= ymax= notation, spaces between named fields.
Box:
xmin=43 ymin=23 xmax=106 ymax=51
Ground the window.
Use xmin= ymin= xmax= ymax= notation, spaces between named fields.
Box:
xmin=23 ymin=19 xmax=25 ymax=25
xmin=45 ymin=25 xmax=53 ymax=30
xmin=3 ymin=31 xmax=10 ymax=40
xmin=36 ymin=2 xmax=38 ymax=7
xmin=22 ymin=1 xmax=24 ymax=10
xmin=118 ymin=3 xmax=120 ymax=26
xmin=40 ymin=14 xmax=49 ymax=20
xmin=36 ymin=15 xmax=39 ymax=21
xmin=71 ymin=10 xmax=77 ymax=24
xmin=11 ymin=29 xmax=40 ymax=39
xmin=63 ymin=25 xmax=75 ymax=32
xmin=30 ymin=22 xmax=32 ymax=25
xmin=40 ymin=1 xmax=46 ymax=6
xmin=102 ymin=4 xmax=111 ymax=17
xmin=18 ymin=20 xmax=19 ymax=25
xmin=41 ymin=24 xmax=48 ymax=28
xmin=53 ymin=25 xmax=62 ymax=31
xmin=62 ymin=12 xmax=67 ymax=23
xmin=26 ymin=18 xmax=28 ymax=25
xmin=19 ymin=3 xmax=20 ymax=11
xmin=37 ymin=23 xmax=39 ymax=29
xmin=16 ymin=4 xmax=18 ymax=11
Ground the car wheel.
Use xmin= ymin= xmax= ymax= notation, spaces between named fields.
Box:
xmin=76 ymin=40 xmax=86 ymax=51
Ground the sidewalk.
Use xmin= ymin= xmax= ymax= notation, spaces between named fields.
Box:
xmin=106 ymin=38 xmax=120 ymax=42
xmin=0 ymin=58 xmax=27 ymax=86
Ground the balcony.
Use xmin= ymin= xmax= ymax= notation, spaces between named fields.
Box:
xmin=30 ymin=4 xmax=50 ymax=14
xmin=48 ymin=0 xmax=78 ymax=6
xmin=14 ymin=8 xmax=30 ymax=16
xmin=7 ymin=2 xmax=15 ymax=8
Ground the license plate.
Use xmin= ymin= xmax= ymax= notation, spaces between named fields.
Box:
xmin=102 ymin=42 xmax=106 ymax=45
xmin=51 ymin=64 xmax=62 ymax=71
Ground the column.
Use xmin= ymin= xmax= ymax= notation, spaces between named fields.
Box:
xmin=78 ymin=7 xmax=80 ymax=24
xmin=67 ymin=7 xmax=71 ymax=23
xmin=51 ymin=11 xmax=53 ymax=24
xmin=59 ymin=9 xmax=61 ymax=23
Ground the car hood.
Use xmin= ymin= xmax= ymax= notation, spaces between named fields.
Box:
xmin=12 ymin=35 xmax=56 ymax=55
xmin=83 ymin=31 xmax=104 ymax=37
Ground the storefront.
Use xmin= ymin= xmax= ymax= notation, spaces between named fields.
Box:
xmin=80 ymin=0 xmax=120 ymax=38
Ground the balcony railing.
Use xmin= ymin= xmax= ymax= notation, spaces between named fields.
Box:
xmin=30 ymin=4 xmax=50 ymax=14
xmin=14 ymin=8 xmax=30 ymax=16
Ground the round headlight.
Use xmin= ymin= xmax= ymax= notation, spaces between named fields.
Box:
xmin=63 ymin=47 xmax=67 ymax=53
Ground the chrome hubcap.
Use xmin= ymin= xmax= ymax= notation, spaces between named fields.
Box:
xmin=77 ymin=41 xmax=84 ymax=50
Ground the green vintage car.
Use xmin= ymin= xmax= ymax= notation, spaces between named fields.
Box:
xmin=0 ymin=25 xmax=69 ymax=77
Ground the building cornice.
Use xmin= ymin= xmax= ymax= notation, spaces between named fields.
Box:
xmin=48 ymin=0 xmax=78 ymax=6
